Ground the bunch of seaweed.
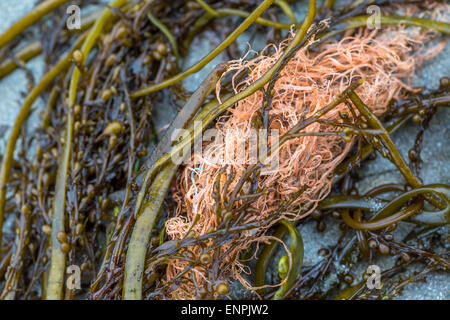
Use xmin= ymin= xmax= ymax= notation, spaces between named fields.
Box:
xmin=0 ymin=0 xmax=448 ymax=300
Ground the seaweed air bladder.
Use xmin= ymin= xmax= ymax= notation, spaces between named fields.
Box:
xmin=164 ymin=17 xmax=447 ymax=299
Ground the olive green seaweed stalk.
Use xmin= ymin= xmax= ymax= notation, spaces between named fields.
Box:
xmin=0 ymin=33 xmax=87 ymax=252
xmin=272 ymin=220 xmax=303 ymax=300
xmin=46 ymin=0 xmax=127 ymax=300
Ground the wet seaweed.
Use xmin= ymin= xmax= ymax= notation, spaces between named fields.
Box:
xmin=0 ymin=0 xmax=448 ymax=300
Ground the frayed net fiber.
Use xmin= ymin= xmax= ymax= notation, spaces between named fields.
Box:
xmin=163 ymin=20 xmax=446 ymax=299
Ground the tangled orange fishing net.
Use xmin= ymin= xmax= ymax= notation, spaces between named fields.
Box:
xmin=162 ymin=5 xmax=447 ymax=299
